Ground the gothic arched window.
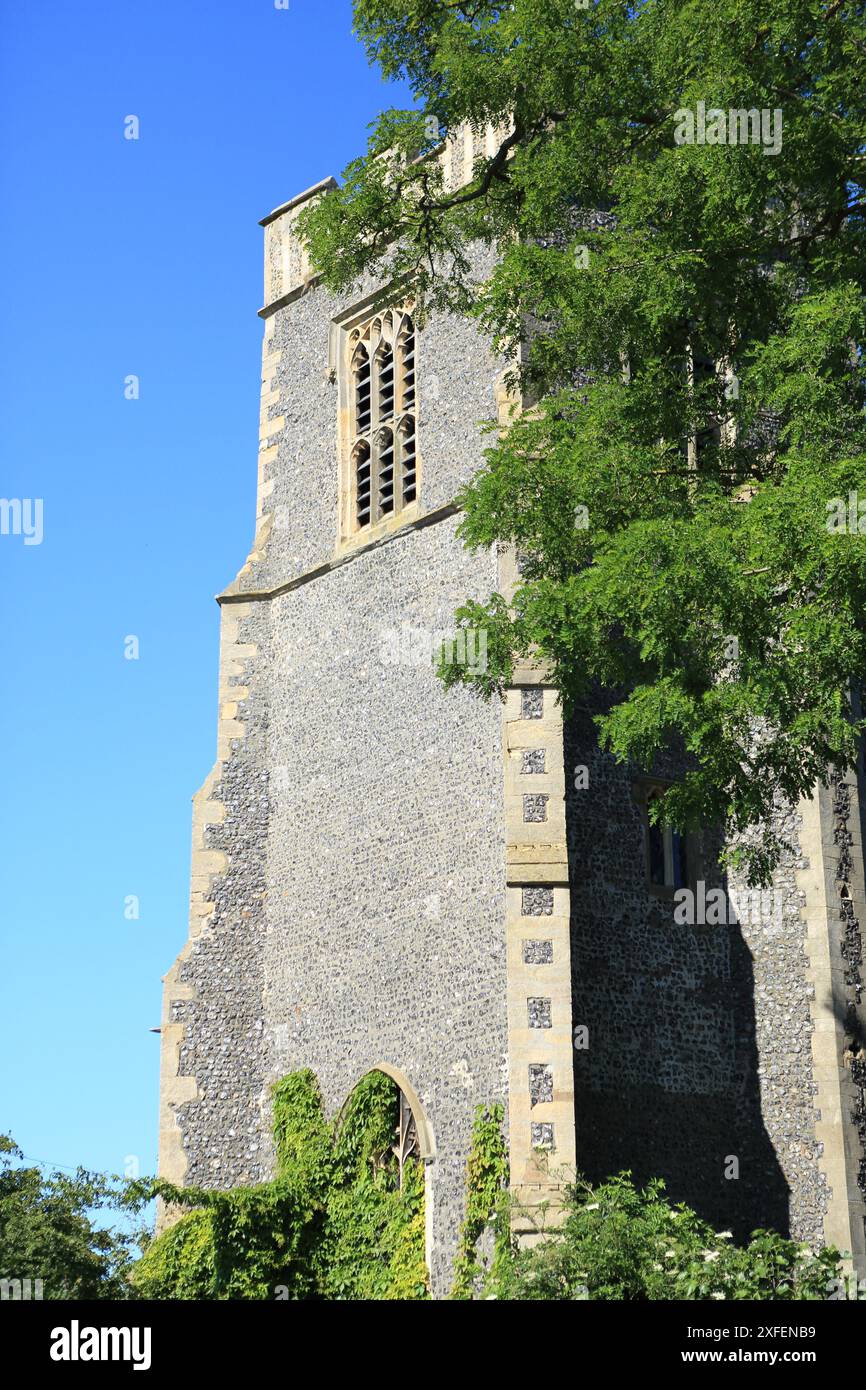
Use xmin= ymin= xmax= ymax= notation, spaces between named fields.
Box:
xmin=348 ymin=305 xmax=419 ymax=531
xmin=646 ymin=788 xmax=688 ymax=890
xmin=352 ymin=439 xmax=372 ymax=529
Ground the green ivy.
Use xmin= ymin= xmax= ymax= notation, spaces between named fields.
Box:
xmin=132 ymin=1068 xmax=428 ymax=1300
xmin=451 ymin=1103 xmax=511 ymax=1299
xmin=320 ymin=1071 xmax=428 ymax=1299
xmin=132 ymin=1176 xmax=323 ymax=1301
xmin=272 ymin=1068 xmax=334 ymax=1201
xmin=131 ymin=1211 xmax=214 ymax=1301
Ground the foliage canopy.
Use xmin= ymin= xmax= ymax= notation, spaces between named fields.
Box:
xmin=0 ymin=1134 xmax=143 ymax=1299
xmin=300 ymin=0 xmax=866 ymax=882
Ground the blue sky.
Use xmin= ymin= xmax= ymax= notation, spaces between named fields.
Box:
xmin=0 ymin=0 xmax=405 ymax=1187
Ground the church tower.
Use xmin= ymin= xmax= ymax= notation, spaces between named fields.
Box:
xmin=159 ymin=126 xmax=866 ymax=1295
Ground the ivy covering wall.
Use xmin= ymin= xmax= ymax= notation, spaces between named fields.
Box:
xmin=131 ymin=1079 xmax=842 ymax=1301
xmin=133 ymin=1068 xmax=428 ymax=1300
xmin=451 ymin=1103 xmax=510 ymax=1298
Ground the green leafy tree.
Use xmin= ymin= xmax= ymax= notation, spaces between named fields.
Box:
xmin=0 ymin=1134 xmax=143 ymax=1299
xmin=300 ymin=0 xmax=866 ymax=882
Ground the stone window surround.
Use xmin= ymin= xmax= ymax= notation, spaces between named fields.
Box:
xmin=631 ymin=775 xmax=701 ymax=900
xmin=329 ymin=287 xmax=421 ymax=550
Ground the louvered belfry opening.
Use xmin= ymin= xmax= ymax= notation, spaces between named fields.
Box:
xmin=377 ymin=426 xmax=395 ymax=514
xmin=398 ymin=417 xmax=416 ymax=506
xmin=353 ymin=343 xmax=371 ymax=435
xmin=353 ymin=439 xmax=372 ymax=528
xmin=349 ymin=304 xmax=418 ymax=531
xmin=397 ymin=317 xmax=417 ymax=505
xmin=377 ymin=341 xmax=395 ymax=419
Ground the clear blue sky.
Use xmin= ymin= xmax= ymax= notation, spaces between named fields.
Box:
xmin=0 ymin=0 xmax=406 ymax=1184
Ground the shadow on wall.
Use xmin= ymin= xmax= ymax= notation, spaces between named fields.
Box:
xmin=564 ymin=704 xmax=790 ymax=1241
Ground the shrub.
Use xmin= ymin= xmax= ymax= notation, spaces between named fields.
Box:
xmin=489 ymin=1173 xmax=841 ymax=1301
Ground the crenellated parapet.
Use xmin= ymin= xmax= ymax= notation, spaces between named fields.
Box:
xmin=257 ymin=121 xmax=513 ymax=318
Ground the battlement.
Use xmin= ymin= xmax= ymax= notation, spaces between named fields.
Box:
xmin=259 ymin=177 xmax=338 ymax=318
xmin=258 ymin=121 xmax=511 ymax=316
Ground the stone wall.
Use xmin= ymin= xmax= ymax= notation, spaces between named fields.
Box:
xmin=564 ymin=701 xmax=836 ymax=1245
xmin=263 ymin=518 xmax=507 ymax=1293
xmin=161 ymin=244 xmax=512 ymax=1292
xmin=160 ymin=600 xmax=273 ymax=1195
xmin=253 ymin=268 xmax=510 ymax=1295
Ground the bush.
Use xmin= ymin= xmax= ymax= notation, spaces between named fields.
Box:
xmin=489 ymin=1173 xmax=842 ymax=1301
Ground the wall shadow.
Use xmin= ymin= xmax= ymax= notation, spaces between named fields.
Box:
xmin=564 ymin=705 xmax=790 ymax=1240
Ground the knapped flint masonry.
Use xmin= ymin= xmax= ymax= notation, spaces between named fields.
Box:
xmin=159 ymin=124 xmax=866 ymax=1295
